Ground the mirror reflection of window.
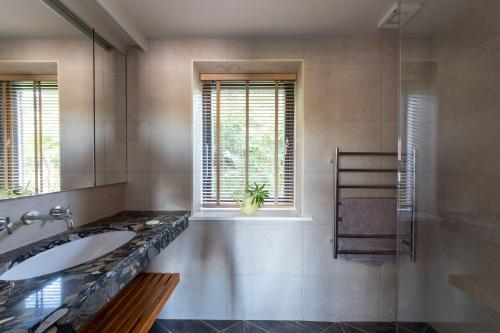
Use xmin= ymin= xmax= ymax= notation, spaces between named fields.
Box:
xmin=0 ymin=70 xmax=60 ymax=198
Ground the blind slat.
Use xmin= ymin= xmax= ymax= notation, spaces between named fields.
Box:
xmin=201 ymin=79 xmax=295 ymax=208
xmin=0 ymin=80 xmax=60 ymax=196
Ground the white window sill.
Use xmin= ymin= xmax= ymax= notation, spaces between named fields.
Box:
xmin=189 ymin=209 xmax=313 ymax=222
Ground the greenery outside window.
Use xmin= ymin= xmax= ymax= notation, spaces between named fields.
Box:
xmin=201 ymin=74 xmax=296 ymax=208
xmin=0 ymin=79 xmax=60 ymax=198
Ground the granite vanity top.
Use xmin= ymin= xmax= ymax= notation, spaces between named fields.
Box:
xmin=0 ymin=211 xmax=189 ymax=333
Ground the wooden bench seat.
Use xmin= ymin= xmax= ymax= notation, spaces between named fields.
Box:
xmin=80 ymin=273 xmax=180 ymax=333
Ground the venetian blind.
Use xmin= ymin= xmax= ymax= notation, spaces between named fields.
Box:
xmin=201 ymin=79 xmax=295 ymax=207
xmin=0 ymin=80 xmax=60 ymax=195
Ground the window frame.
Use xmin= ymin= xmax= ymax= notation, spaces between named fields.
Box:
xmin=0 ymin=78 xmax=60 ymax=194
xmin=199 ymin=74 xmax=297 ymax=209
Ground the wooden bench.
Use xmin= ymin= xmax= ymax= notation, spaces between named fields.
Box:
xmin=80 ymin=273 xmax=180 ymax=333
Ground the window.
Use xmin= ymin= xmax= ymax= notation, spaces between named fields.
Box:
xmin=0 ymin=80 xmax=60 ymax=195
xmin=201 ymin=75 xmax=296 ymax=208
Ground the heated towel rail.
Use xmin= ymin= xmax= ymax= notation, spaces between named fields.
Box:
xmin=331 ymin=148 xmax=416 ymax=262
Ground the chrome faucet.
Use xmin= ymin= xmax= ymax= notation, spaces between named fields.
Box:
xmin=21 ymin=205 xmax=74 ymax=230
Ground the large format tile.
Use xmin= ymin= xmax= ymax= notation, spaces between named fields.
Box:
xmin=397 ymin=322 xmax=431 ymax=333
xmin=156 ymin=319 xmax=217 ymax=333
xmin=329 ymin=67 xmax=382 ymax=123
xmin=125 ymin=173 xmax=151 ymax=210
xmin=303 ymin=275 xmax=381 ymax=322
xmin=303 ymin=224 xmax=381 ymax=276
xmin=149 ymin=172 xmax=191 ymax=210
xmin=201 ymin=320 xmax=243 ymax=331
xmin=150 ymin=121 xmax=191 ymax=173
xmin=89 ymin=184 xmax=126 ymax=221
xmin=226 ymin=223 xmax=303 ymax=276
xmin=346 ymin=322 xmax=397 ymax=333
xmin=156 ymin=275 xmax=228 ymax=319
xmin=305 ymin=39 xmax=382 ymax=70
xmin=148 ymin=223 xmax=226 ymax=276
xmin=381 ymin=263 xmax=397 ymax=322
xmin=298 ymin=321 xmax=336 ymax=332
xmin=248 ymin=320 xmax=335 ymax=333
xmin=150 ymin=321 xmax=410 ymax=333
xmin=149 ymin=321 xmax=168 ymax=333
xmin=244 ymin=321 xmax=268 ymax=333
xmin=303 ymin=120 xmax=383 ymax=174
xmin=227 ymin=276 xmax=303 ymax=320
xmin=127 ymin=121 xmax=151 ymax=173
xmin=302 ymin=172 xmax=333 ymax=224
xmin=225 ymin=39 xmax=305 ymax=60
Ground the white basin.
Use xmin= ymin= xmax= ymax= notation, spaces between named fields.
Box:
xmin=0 ymin=231 xmax=136 ymax=281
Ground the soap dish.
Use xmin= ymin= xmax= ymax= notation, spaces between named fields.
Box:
xmin=145 ymin=219 xmax=161 ymax=226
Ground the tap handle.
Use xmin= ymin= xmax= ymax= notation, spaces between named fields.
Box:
xmin=6 ymin=217 xmax=13 ymax=234
xmin=1 ymin=217 xmax=14 ymax=234
xmin=21 ymin=211 xmax=38 ymax=224
xmin=66 ymin=203 xmax=73 ymax=215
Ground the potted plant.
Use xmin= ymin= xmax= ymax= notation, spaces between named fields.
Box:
xmin=240 ymin=182 xmax=269 ymax=216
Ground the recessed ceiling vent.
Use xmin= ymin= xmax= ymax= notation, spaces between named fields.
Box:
xmin=378 ymin=2 xmax=422 ymax=29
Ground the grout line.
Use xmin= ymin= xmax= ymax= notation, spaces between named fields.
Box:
xmin=295 ymin=320 xmax=307 ymax=328
xmin=155 ymin=320 xmax=173 ymax=333
xmin=247 ymin=320 xmax=270 ymax=333
xmin=342 ymin=322 xmax=369 ymax=333
xmin=319 ymin=323 xmax=336 ymax=333
xmin=200 ymin=320 xmax=220 ymax=331
xmin=220 ymin=321 xmax=244 ymax=332
xmin=421 ymin=325 xmax=431 ymax=333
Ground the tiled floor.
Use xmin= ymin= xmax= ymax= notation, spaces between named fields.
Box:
xmin=149 ymin=320 xmax=439 ymax=333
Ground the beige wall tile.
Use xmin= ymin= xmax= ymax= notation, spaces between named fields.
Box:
xmin=305 ymin=38 xmax=382 ymax=70
xmin=225 ymin=39 xmax=305 ymax=59
xmin=303 ymin=275 xmax=381 ymax=321
xmin=127 ymin=121 xmax=151 ymax=173
xmin=226 ymin=223 xmax=303 ymax=276
xmin=128 ymin=37 xmax=399 ymax=322
xmin=125 ymin=173 xmax=150 ymax=211
xmin=329 ymin=67 xmax=382 ymax=122
xmin=157 ymin=275 xmax=228 ymax=319
xmin=227 ymin=276 xmax=303 ymax=320
xmin=150 ymin=121 xmax=191 ymax=173
xmin=149 ymin=172 xmax=191 ymax=210
xmin=149 ymin=223 xmax=227 ymax=276
xmin=304 ymin=120 xmax=383 ymax=174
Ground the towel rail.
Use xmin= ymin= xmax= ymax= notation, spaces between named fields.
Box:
xmin=338 ymin=185 xmax=397 ymax=189
xmin=338 ymin=168 xmax=398 ymax=173
xmin=331 ymin=147 xmax=415 ymax=261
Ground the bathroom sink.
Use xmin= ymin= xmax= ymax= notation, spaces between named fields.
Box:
xmin=0 ymin=231 xmax=136 ymax=281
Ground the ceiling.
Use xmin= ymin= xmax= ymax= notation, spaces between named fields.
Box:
xmin=0 ymin=0 xmax=83 ymax=38
xmin=0 ymin=0 xmax=483 ymax=47
xmin=100 ymin=0 xmax=479 ymax=39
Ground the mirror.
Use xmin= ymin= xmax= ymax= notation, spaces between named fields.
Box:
xmin=94 ymin=43 xmax=127 ymax=186
xmin=0 ymin=0 xmax=127 ymax=200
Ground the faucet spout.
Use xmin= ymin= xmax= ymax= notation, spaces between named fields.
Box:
xmin=64 ymin=216 xmax=75 ymax=230
xmin=21 ymin=205 xmax=74 ymax=231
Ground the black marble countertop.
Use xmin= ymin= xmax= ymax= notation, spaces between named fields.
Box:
xmin=0 ymin=210 xmax=189 ymax=333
